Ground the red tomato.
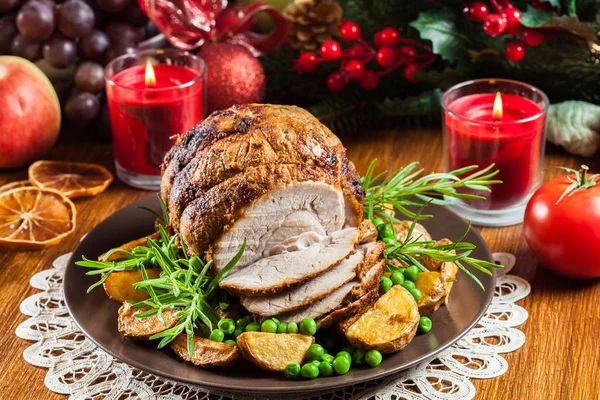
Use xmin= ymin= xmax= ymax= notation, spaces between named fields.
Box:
xmin=523 ymin=168 xmax=600 ymax=279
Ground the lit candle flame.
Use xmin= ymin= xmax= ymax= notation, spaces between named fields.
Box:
xmin=492 ymin=91 xmax=503 ymax=120
xmin=145 ymin=59 xmax=156 ymax=88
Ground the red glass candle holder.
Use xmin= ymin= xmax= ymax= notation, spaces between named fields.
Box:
xmin=442 ymin=79 xmax=549 ymax=227
xmin=105 ymin=49 xmax=206 ymax=190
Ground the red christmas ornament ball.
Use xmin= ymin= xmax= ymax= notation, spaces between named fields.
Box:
xmin=198 ymin=43 xmax=266 ymax=113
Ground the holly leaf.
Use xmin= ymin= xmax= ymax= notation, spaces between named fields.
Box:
xmin=520 ymin=6 xmax=553 ymax=27
xmin=541 ymin=0 xmax=560 ymax=8
xmin=521 ymin=5 xmax=598 ymax=42
xmin=409 ymin=9 xmax=470 ymax=63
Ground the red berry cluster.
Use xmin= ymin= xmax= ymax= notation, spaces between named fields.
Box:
xmin=463 ymin=1 xmax=547 ymax=62
xmin=294 ymin=21 xmax=435 ymax=92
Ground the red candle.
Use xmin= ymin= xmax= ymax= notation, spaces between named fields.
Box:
xmin=105 ymin=49 xmax=206 ymax=189
xmin=442 ymin=79 xmax=548 ymax=226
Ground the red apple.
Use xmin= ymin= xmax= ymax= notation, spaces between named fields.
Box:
xmin=0 ymin=56 xmax=61 ymax=169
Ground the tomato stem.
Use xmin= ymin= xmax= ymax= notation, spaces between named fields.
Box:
xmin=556 ymin=165 xmax=599 ymax=204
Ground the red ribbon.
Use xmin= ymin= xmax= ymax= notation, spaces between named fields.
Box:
xmin=137 ymin=0 xmax=289 ymax=56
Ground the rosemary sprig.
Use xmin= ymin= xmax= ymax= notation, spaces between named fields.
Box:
xmin=382 ymin=203 xmax=501 ymax=290
xmin=131 ymin=237 xmax=246 ymax=355
xmin=362 ymin=160 xmax=501 ymax=220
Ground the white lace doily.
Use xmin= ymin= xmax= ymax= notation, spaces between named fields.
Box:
xmin=17 ymin=252 xmax=529 ymax=400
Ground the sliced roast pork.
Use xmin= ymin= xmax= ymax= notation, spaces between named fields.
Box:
xmin=240 ymin=242 xmax=382 ymax=316
xmin=209 ymin=181 xmax=346 ymax=271
xmin=278 ymin=253 xmax=385 ymax=325
xmin=219 ymin=226 xmax=361 ymax=296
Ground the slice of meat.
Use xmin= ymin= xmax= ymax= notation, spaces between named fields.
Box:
xmin=240 ymin=249 xmax=364 ymax=316
xmin=278 ymin=281 xmax=356 ymax=324
xmin=219 ymin=226 xmax=361 ymax=296
xmin=319 ymin=260 xmax=385 ymax=328
xmin=209 ymin=180 xmax=346 ymax=271
xmin=279 ymin=256 xmax=385 ymax=325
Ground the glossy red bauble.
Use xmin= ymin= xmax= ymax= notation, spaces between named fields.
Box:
xmin=523 ymin=29 xmax=544 ymax=46
xmin=339 ymin=21 xmax=361 ymax=42
xmin=376 ymin=47 xmax=396 ymax=68
xmin=403 ymin=63 xmax=424 ymax=83
xmin=327 ymin=71 xmax=347 ymax=92
xmin=505 ymin=41 xmax=525 ymax=62
xmin=320 ymin=40 xmax=342 ymax=60
xmin=483 ymin=14 xmax=507 ymax=37
xmin=469 ymin=2 xmax=489 ymax=22
xmin=296 ymin=52 xmax=320 ymax=73
xmin=359 ymin=70 xmax=379 ymax=90
xmin=343 ymin=59 xmax=364 ymax=80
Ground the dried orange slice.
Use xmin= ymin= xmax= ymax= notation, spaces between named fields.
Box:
xmin=0 ymin=180 xmax=32 ymax=194
xmin=29 ymin=160 xmax=113 ymax=198
xmin=0 ymin=187 xmax=76 ymax=250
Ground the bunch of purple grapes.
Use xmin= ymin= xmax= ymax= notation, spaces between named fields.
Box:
xmin=0 ymin=0 xmax=157 ymax=128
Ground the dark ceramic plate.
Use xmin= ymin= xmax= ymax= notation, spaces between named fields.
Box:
xmin=64 ymin=195 xmax=496 ymax=395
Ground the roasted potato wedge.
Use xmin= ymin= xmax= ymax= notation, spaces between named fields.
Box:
xmin=236 ymin=332 xmax=314 ymax=371
xmin=171 ymin=334 xmax=240 ymax=368
xmin=343 ymin=285 xmax=419 ymax=353
xmin=415 ymin=271 xmax=445 ymax=316
xmin=104 ymin=269 xmax=161 ymax=303
xmin=420 ymin=239 xmax=459 ymax=304
xmin=117 ymin=302 xmax=178 ymax=340
xmin=394 ymin=221 xmax=432 ymax=243
xmin=99 ymin=232 xmax=160 ymax=261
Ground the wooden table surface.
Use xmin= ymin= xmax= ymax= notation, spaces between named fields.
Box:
xmin=1 ymin=129 xmax=599 ymax=399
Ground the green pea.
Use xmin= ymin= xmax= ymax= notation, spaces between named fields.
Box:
xmin=284 ymin=363 xmax=301 ymax=379
xmin=209 ymin=329 xmax=225 ymax=342
xmin=372 ymin=218 xmax=386 ymax=228
xmin=335 ymin=351 xmax=352 ymax=362
xmin=319 ymin=361 xmax=333 ymax=377
xmin=277 ymin=322 xmax=288 ymax=333
xmin=409 ymin=288 xmax=422 ymax=302
xmin=418 ymin=316 xmax=432 ymax=333
xmin=401 ymin=280 xmax=416 ymax=291
xmin=382 ymin=237 xmax=396 ymax=246
xmin=271 ymin=317 xmax=280 ymax=325
xmin=236 ymin=316 xmax=250 ymax=328
xmin=261 ymin=319 xmax=278 ymax=333
xmin=287 ymin=321 xmax=299 ymax=334
xmin=217 ymin=318 xmax=236 ymax=335
xmin=233 ymin=327 xmax=244 ymax=338
xmin=378 ymin=224 xmax=395 ymax=240
xmin=322 ymin=354 xmax=334 ymax=363
xmin=301 ymin=363 xmax=319 ymax=379
xmin=310 ymin=360 xmax=321 ymax=367
xmin=224 ymin=339 xmax=237 ymax=345
xmin=379 ymin=276 xmax=393 ymax=293
xmin=390 ymin=270 xmax=405 ymax=285
xmin=404 ymin=265 xmax=420 ymax=282
xmin=341 ymin=346 xmax=355 ymax=354
xmin=332 ymin=356 xmax=351 ymax=374
xmin=245 ymin=322 xmax=260 ymax=332
xmin=365 ymin=349 xmax=383 ymax=367
xmin=352 ymin=349 xmax=366 ymax=366
xmin=306 ymin=344 xmax=325 ymax=361
xmin=299 ymin=318 xmax=317 ymax=335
